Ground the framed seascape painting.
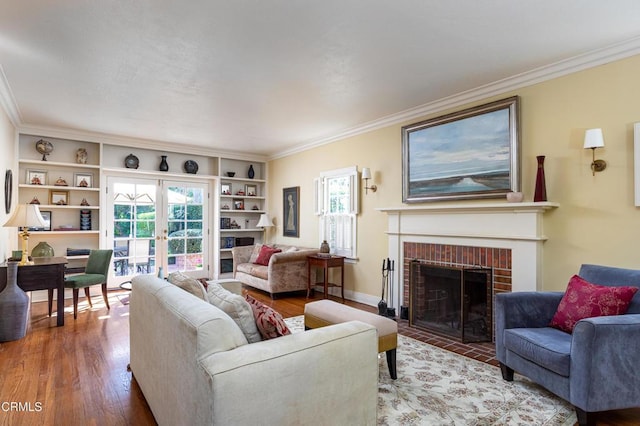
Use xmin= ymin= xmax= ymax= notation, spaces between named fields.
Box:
xmin=402 ymin=96 xmax=520 ymax=202
xmin=283 ymin=186 xmax=300 ymax=237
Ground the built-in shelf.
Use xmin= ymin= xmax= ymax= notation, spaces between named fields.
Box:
xmin=30 ymin=230 xmax=100 ymax=235
xmin=19 ymin=159 xmax=100 ymax=169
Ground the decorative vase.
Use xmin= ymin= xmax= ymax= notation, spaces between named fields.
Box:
xmin=0 ymin=262 xmax=29 ymax=341
xmin=320 ymin=240 xmax=330 ymax=253
xmin=31 ymin=241 xmax=54 ymax=257
xmin=248 ymin=164 xmax=255 ymax=179
xmin=159 ymin=155 xmax=169 ymax=172
xmin=533 ymin=155 xmax=547 ymax=202
xmin=76 ymin=148 xmax=88 ymax=164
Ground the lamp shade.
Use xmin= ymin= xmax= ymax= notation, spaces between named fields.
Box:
xmin=3 ymin=204 xmax=46 ymax=228
xmin=361 ymin=167 xmax=372 ymax=180
xmin=584 ymin=128 xmax=605 ymax=149
xmin=256 ymin=213 xmax=273 ymax=228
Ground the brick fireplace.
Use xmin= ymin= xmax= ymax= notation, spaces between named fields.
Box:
xmin=405 ymin=243 xmax=511 ymax=342
xmin=378 ymin=202 xmax=557 ymax=318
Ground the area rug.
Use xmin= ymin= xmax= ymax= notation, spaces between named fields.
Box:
xmin=284 ymin=316 xmax=576 ymax=426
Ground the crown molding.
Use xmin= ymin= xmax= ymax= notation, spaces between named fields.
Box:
xmin=269 ymin=36 xmax=640 ymax=160
xmin=0 ymin=65 xmax=21 ymax=127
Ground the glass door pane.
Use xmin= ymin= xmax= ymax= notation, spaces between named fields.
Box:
xmin=108 ymin=178 xmax=159 ymax=285
xmin=164 ymin=181 xmax=208 ymax=275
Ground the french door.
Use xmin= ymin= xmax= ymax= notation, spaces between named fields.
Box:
xmin=106 ymin=176 xmax=209 ymax=285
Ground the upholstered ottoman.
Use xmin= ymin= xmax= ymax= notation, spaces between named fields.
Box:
xmin=304 ymin=299 xmax=398 ymax=379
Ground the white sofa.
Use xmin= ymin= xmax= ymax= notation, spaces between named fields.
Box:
xmin=129 ymin=274 xmax=378 ymax=426
xmin=232 ymin=244 xmax=320 ymax=297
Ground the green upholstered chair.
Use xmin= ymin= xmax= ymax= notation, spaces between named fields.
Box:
xmin=64 ymin=249 xmax=113 ymax=319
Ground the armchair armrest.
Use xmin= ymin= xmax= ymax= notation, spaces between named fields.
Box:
xmin=269 ymin=248 xmax=319 ymax=265
xmin=570 ymin=314 xmax=640 ymax=411
xmin=231 ymin=245 xmax=254 ymax=275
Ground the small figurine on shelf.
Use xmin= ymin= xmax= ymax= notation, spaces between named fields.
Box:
xmin=55 ymin=177 xmax=68 ymax=186
xmin=78 ymin=178 xmax=89 ymax=187
xmin=80 ymin=198 xmax=90 ymax=206
xmin=29 ymin=196 xmax=40 ymax=205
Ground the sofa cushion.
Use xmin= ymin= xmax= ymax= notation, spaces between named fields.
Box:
xmin=167 ymin=271 xmax=207 ymax=300
xmin=549 ymin=274 xmax=639 ymax=333
xmin=245 ymin=294 xmax=291 ymax=339
xmin=207 ymin=283 xmax=262 ymax=343
xmin=248 ymin=244 xmax=263 ymax=264
xmin=504 ymin=327 xmax=572 ymax=377
xmin=254 ymin=245 xmax=282 ymax=266
xmin=236 ymin=263 xmax=269 ymax=280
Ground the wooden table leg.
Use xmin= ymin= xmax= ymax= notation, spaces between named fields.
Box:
xmin=307 ymin=261 xmax=312 ymax=298
xmin=323 ymin=264 xmax=328 ymax=299
xmin=340 ymin=263 xmax=345 ymax=302
xmin=56 ymin=267 xmax=65 ymax=326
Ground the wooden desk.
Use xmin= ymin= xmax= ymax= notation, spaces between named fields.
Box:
xmin=307 ymin=254 xmax=345 ymax=302
xmin=0 ymin=257 xmax=68 ymax=326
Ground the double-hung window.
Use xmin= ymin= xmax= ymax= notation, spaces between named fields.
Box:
xmin=315 ymin=166 xmax=359 ymax=258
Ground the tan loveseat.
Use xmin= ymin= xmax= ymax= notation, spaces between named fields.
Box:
xmin=129 ymin=274 xmax=378 ymax=426
xmin=232 ymin=244 xmax=320 ymax=297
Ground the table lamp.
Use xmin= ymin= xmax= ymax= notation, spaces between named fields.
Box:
xmin=3 ymin=204 xmax=47 ymax=265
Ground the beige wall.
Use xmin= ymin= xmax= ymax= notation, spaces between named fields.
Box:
xmin=0 ymin=105 xmax=17 ymax=261
xmin=269 ymin=54 xmax=640 ymax=301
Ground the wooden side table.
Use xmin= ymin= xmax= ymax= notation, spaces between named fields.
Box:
xmin=307 ymin=254 xmax=345 ymax=302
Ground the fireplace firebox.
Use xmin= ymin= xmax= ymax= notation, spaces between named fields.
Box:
xmin=409 ymin=261 xmax=492 ymax=343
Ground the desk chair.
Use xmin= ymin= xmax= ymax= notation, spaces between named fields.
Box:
xmin=62 ymin=249 xmax=113 ymax=319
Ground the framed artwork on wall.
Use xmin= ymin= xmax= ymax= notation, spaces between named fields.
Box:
xmin=635 ymin=122 xmax=640 ymax=206
xmin=402 ymin=96 xmax=520 ymax=202
xmin=283 ymin=186 xmax=300 ymax=237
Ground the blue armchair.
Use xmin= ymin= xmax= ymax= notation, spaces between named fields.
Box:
xmin=496 ymin=264 xmax=640 ymax=426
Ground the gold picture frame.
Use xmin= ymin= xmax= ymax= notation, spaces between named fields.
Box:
xmin=50 ymin=190 xmax=69 ymax=206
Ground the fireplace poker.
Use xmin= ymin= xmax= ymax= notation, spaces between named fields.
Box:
xmin=378 ymin=258 xmax=389 ymax=315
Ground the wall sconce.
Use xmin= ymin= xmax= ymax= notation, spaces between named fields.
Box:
xmin=583 ymin=128 xmax=607 ymax=176
xmin=361 ymin=167 xmax=377 ymax=194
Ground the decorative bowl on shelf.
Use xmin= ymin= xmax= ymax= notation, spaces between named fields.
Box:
xmin=506 ymin=191 xmax=524 ymax=203
xmin=226 ymin=172 xmax=235 ymax=177
xmin=125 ymin=153 xmax=139 ymax=169
xmin=184 ymin=160 xmax=199 ymax=174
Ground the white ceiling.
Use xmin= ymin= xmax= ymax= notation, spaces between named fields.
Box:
xmin=1 ymin=1 xmax=640 ymax=158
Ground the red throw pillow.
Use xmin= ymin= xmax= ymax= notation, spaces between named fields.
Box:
xmin=245 ymin=294 xmax=291 ymax=339
xmin=254 ymin=245 xmax=282 ymax=266
xmin=549 ymin=274 xmax=638 ymax=333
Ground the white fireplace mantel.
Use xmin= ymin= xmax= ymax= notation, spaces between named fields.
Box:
xmin=378 ymin=202 xmax=559 ymax=308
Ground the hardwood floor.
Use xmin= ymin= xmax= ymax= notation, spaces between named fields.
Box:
xmin=0 ymin=288 xmax=638 ymax=426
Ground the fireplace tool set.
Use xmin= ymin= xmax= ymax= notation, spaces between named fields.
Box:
xmin=379 ymin=258 xmax=396 ymax=318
